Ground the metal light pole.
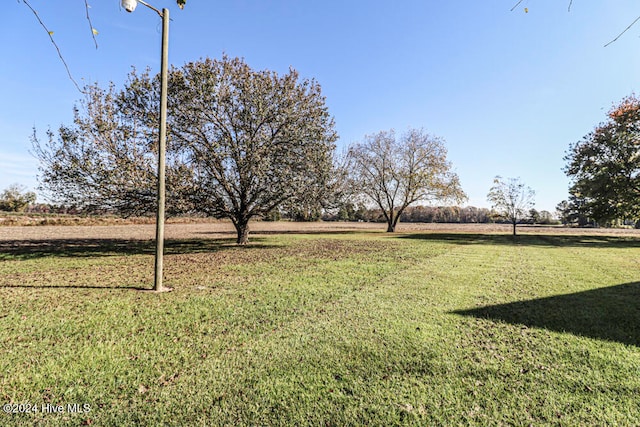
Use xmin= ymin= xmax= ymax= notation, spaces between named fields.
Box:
xmin=122 ymin=0 xmax=170 ymax=292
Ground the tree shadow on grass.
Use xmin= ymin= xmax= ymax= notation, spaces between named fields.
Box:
xmin=452 ymin=282 xmax=640 ymax=347
xmin=0 ymin=284 xmax=149 ymax=291
xmin=0 ymin=237 xmax=275 ymax=261
xmin=196 ymin=229 xmax=365 ymax=236
xmin=400 ymin=233 xmax=640 ymax=249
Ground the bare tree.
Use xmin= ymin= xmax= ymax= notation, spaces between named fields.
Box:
xmin=347 ymin=128 xmax=466 ymax=232
xmin=487 ymin=176 xmax=535 ymax=237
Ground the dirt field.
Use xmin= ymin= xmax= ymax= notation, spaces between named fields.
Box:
xmin=1 ymin=220 xmax=639 ymax=242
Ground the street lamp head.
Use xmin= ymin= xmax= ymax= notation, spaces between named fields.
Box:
xmin=122 ymin=0 xmax=138 ymax=13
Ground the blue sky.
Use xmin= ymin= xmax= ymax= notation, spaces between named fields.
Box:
xmin=2 ymin=1 xmax=640 ymax=212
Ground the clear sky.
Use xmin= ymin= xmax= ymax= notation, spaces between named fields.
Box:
xmin=2 ymin=1 xmax=640 ymax=212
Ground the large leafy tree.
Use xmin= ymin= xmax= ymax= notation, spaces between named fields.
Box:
xmin=33 ymin=56 xmax=337 ymax=244
xmin=564 ymin=95 xmax=640 ymax=225
xmin=167 ymin=57 xmax=337 ymax=244
xmin=347 ymin=128 xmax=466 ymax=232
xmin=487 ymin=176 xmax=535 ymax=236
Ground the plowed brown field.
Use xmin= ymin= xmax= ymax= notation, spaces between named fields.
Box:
xmin=1 ymin=220 xmax=639 ymax=243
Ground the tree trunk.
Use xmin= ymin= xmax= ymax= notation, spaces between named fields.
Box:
xmin=235 ymin=220 xmax=250 ymax=245
xmin=512 ymin=220 xmax=517 ymax=237
xmin=386 ymin=211 xmax=396 ymax=232
xmin=386 ymin=206 xmax=406 ymax=233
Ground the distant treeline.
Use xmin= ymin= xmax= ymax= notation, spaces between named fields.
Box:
xmin=10 ymin=202 xmax=561 ymax=226
xmin=316 ymin=204 xmax=559 ymax=225
xmin=20 ymin=204 xmax=83 ymax=215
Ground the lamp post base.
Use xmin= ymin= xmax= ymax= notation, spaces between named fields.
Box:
xmin=139 ymin=286 xmax=174 ymax=293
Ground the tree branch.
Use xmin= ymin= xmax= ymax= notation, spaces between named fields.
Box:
xmin=85 ymin=0 xmax=99 ymax=49
xmin=510 ymin=0 xmax=525 ymax=12
xmin=513 ymin=1 xmax=640 ymax=47
xmin=605 ymin=14 xmax=640 ymax=47
xmin=21 ymin=0 xmax=83 ymax=93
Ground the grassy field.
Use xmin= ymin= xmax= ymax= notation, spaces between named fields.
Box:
xmin=1 ymin=222 xmax=639 ymax=425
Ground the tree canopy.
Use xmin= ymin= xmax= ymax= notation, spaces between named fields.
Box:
xmin=564 ymin=94 xmax=640 ymax=225
xmin=346 ymin=128 xmax=466 ymax=232
xmin=33 ymin=56 xmax=337 ymax=244
xmin=167 ymin=57 xmax=337 ymax=244
xmin=0 ymin=184 xmax=36 ymax=212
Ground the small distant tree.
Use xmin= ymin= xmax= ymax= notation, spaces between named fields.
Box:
xmin=538 ymin=210 xmax=555 ymax=224
xmin=334 ymin=201 xmax=368 ymax=222
xmin=487 ymin=176 xmax=535 ymax=236
xmin=347 ymin=128 xmax=466 ymax=232
xmin=0 ymin=184 xmax=36 ymax=212
xmin=555 ymin=200 xmax=571 ymax=225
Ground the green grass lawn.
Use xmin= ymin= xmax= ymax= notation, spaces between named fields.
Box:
xmin=1 ymin=230 xmax=639 ymax=425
